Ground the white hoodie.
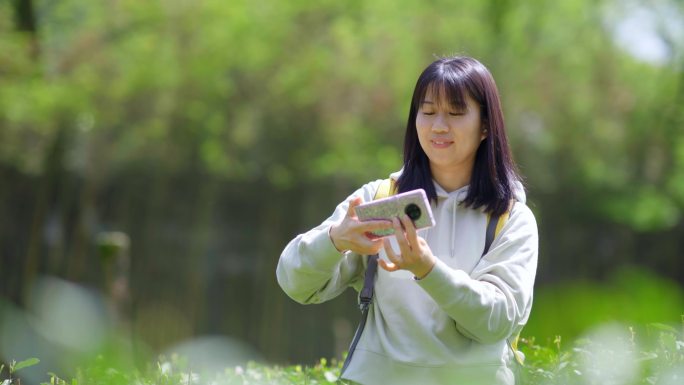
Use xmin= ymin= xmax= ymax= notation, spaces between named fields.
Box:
xmin=276 ymin=170 xmax=538 ymax=385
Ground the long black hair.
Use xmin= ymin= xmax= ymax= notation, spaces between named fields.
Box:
xmin=396 ymin=56 xmax=521 ymax=216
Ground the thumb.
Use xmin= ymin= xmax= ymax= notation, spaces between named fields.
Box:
xmin=347 ymin=196 xmax=363 ymax=218
xmin=378 ymin=258 xmax=399 ymax=272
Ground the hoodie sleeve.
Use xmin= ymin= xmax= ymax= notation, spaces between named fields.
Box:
xmin=416 ymin=202 xmax=538 ymax=343
xmin=276 ymin=181 xmax=381 ymax=304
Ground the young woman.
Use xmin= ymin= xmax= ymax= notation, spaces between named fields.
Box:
xmin=277 ymin=56 xmax=538 ymax=385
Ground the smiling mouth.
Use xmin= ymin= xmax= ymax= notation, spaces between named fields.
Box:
xmin=431 ymin=140 xmax=453 ymax=147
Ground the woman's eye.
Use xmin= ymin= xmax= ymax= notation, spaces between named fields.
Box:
xmin=449 ymin=112 xmax=465 ymax=116
xmin=422 ymin=112 xmax=435 ymax=116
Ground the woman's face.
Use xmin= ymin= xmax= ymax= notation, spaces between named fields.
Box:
xmin=416 ymin=87 xmax=486 ymax=176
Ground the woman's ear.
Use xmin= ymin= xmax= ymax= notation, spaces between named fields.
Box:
xmin=480 ymin=123 xmax=488 ymax=141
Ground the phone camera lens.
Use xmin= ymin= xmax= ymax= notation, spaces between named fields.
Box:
xmin=405 ymin=203 xmax=421 ymax=221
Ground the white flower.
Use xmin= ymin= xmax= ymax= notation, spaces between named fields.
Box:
xmin=324 ymin=371 xmax=338 ymax=382
xmin=180 ymin=372 xmax=200 ymax=384
xmin=160 ymin=361 xmax=172 ymax=375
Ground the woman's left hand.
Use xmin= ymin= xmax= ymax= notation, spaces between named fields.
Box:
xmin=378 ymin=214 xmax=436 ymax=279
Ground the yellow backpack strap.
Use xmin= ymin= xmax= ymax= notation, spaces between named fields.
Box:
xmin=506 ymin=203 xmax=524 ymax=365
xmin=508 ymin=335 xmax=524 ymax=366
xmin=483 ymin=200 xmax=524 ymax=366
xmin=494 ymin=208 xmax=511 ymax=239
xmin=373 ymin=178 xmax=396 ymax=201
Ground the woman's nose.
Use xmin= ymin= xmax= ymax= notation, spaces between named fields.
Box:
xmin=432 ymin=114 xmax=449 ymax=132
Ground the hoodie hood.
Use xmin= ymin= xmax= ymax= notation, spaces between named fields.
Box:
xmin=389 ymin=168 xmax=527 ymax=271
xmin=388 ymin=168 xmax=527 ymax=205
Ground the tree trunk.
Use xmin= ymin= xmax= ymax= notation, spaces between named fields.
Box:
xmin=12 ymin=0 xmax=40 ymax=59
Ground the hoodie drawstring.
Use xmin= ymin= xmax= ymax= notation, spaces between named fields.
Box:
xmin=451 ymin=200 xmax=457 ymax=257
xmin=443 ymin=193 xmax=463 ymax=258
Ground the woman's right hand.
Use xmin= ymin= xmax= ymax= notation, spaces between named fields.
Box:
xmin=329 ymin=197 xmax=393 ymax=255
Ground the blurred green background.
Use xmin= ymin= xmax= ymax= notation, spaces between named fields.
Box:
xmin=1 ymin=0 xmax=683 ymax=374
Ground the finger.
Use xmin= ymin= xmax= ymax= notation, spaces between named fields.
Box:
xmin=364 ymin=232 xmax=382 ymax=241
xmin=378 ymin=258 xmax=400 ymax=272
xmin=383 ymin=238 xmax=402 ymax=266
xmin=417 ymin=237 xmax=429 ymax=248
xmin=352 ymin=237 xmax=381 ymax=255
xmin=358 ymin=219 xmax=393 ymax=233
xmin=365 ymin=238 xmax=385 ymax=255
xmin=346 ymin=196 xmax=363 ymax=218
xmin=392 ymin=217 xmax=411 ymax=254
xmin=400 ymin=214 xmax=418 ymax=245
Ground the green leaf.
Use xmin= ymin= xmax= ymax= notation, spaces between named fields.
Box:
xmin=649 ymin=323 xmax=680 ymax=335
xmin=637 ymin=351 xmax=659 ymax=362
xmin=12 ymin=357 xmax=40 ymax=372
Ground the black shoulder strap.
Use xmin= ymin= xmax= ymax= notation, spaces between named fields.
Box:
xmin=482 ymin=214 xmax=501 ymax=256
xmin=483 ymin=200 xmax=516 ymax=257
xmin=340 ymin=181 xmax=391 ymax=377
xmin=359 ymin=254 xmax=379 ymax=311
xmin=340 ymin=254 xmax=378 ymax=376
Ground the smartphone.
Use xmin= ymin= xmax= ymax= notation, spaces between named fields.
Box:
xmin=355 ymin=189 xmax=435 ymax=237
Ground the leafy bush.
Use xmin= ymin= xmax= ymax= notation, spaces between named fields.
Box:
xmin=518 ymin=323 xmax=684 ymax=385
xmin=2 ymin=324 xmax=683 ymax=385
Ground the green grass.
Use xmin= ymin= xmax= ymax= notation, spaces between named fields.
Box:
xmin=2 ymin=323 xmax=683 ymax=385
xmin=525 ymin=267 xmax=684 ymax=343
